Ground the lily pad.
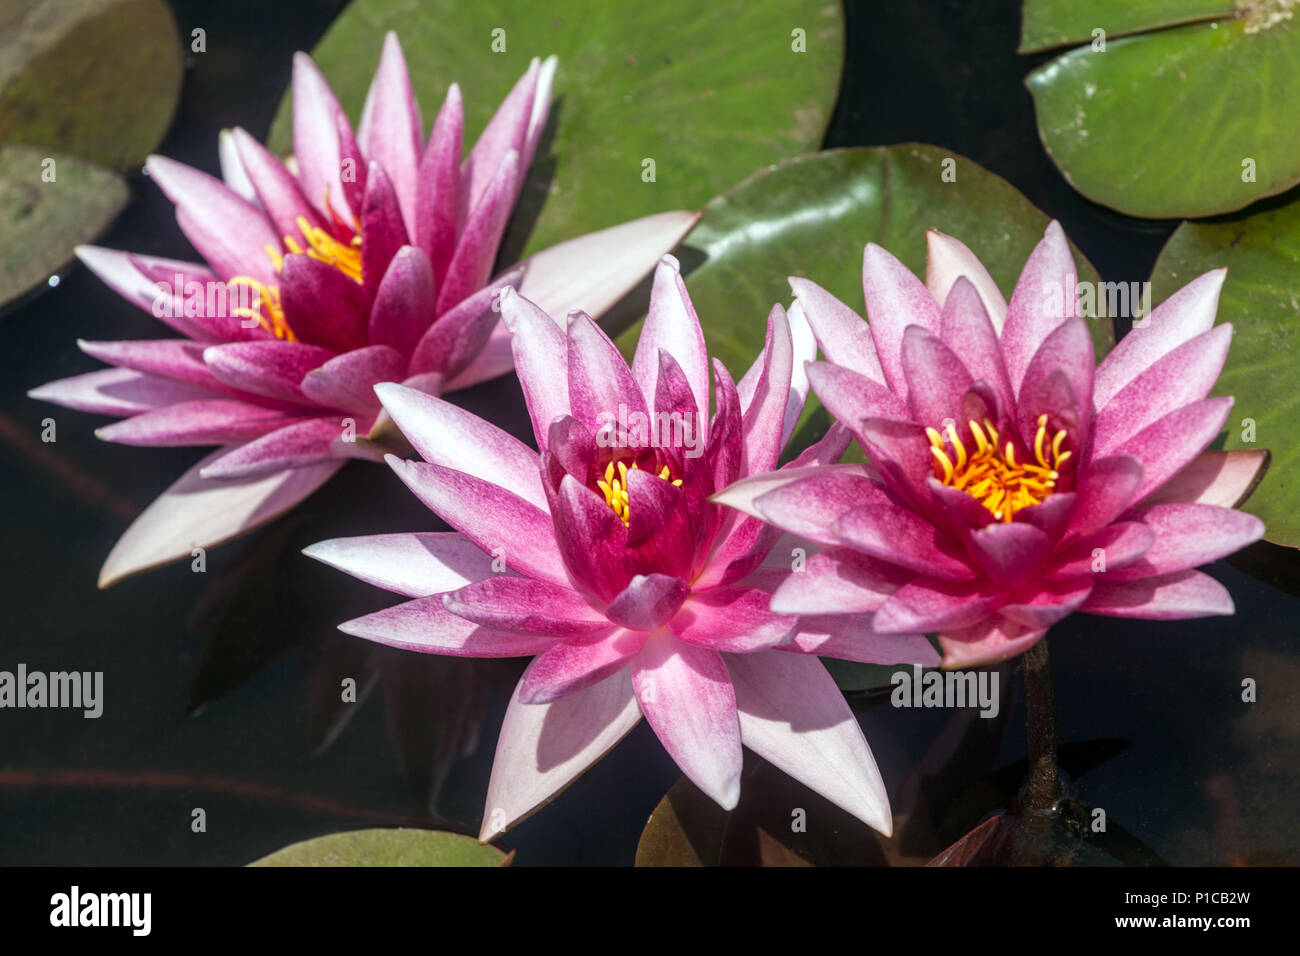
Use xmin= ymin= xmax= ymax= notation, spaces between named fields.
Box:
xmin=265 ymin=0 xmax=843 ymax=258
xmin=0 ymin=0 xmax=182 ymax=167
xmin=0 ymin=146 xmax=128 ymax=305
xmin=618 ymin=145 xmax=1112 ymax=386
xmin=1023 ymin=3 xmax=1300 ymax=218
xmin=0 ymin=0 xmax=183 ymax=307
xmin=1150 ymin=204 xmax=1300 ymax=545
xmin=248 ymin=828 xmax=509 ymax=866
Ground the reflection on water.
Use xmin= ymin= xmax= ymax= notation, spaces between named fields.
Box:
xmin=1 ymin=0 xmax=1297 ymax=865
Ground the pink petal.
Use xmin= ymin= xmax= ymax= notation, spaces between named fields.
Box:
xmin=98 ymin=449 xmax=342 ymax=587
xmin=785 ymin=615 xmax=939 ymax=666
xmin=1016 ymin=317 xmax=1094 ymax=439
xmin=998 ymin=578 xmax=1093 ymax=628
xmin=74 ymin=246 xmax=212 ymax=340
xmin=95 ymin=399 xmax=305 ymax=446
xmin=279 ymin=254 xmax=370 ymax=354
xmin=357 ymin=32 xmax=422 ymax=235
xmin=833 ymin=503 xmax=976 ymax=581
xmin=873 ymin=577 xmax=1006 ymax=634
xmin=436 ymin=150 xmax=518 ymax=314
xmin=517 ymin=629 xmax=647 ymax=704
xmin=727 ymin=651 xmax=892 ymax=834
xmin=1081 ymin=569 xmax=1233 ymax=619
xmin=1092 ymin=324 xmax=1232 ymax=456
xmin=1114 ymin=397 xmax=1234 ymax=503
xmin=410 ymin=267 xmax=522 ymax=380
xmin=770 ymin=548 xmax=910 ymax=615
xmin=479 ymin=669 xmax=640 ymax=841
xmin=415 ymin=83 xmax=463 ymax=290
xmin=1109 ymin=502 xmax=1264 ymax=580
xmin=925 ymin=229 xmax=1008 ymax=331
xmin=631 ymin=634 xmax=742 ymax=809
xmin=500 ymin=287 xmax=568 ymax=444
xmin=605 ymin=574 xmax=691 ymax=632
xmin=198 ymin=415 xmax=347 ymax=478
xmin=375 ymin=382 xmax=547 ymax=510
xmin=217 ymin=129 xmax=257 ymax=203
xmin=967 ymin=521 xmax=1051 ymax=588
xmin=28 ymin=368 xmax=218 ymax=416
xmin=203 ymin=340 xmax=334 ymax=405
xmin=1043 ymin=520 xmax=1156 ymax=578
xmin=1066 ymin=454 xmax=1145 ymax=539
xmin=1000 ymin=221 xmax=1076 ymax=394
xmin=1142 ymin=449 xmax=1268 ymax=509
xmin=861 ymin=243 xmax=942 ymax=398
xmin=291 ymin=52 xmax=353 ymax=224
xmin=789 ymin=275 xmax=885 ymax=385
xmin=300 ymin=345 xmax=406 ymax=413
xmin=631 ymin=254 xmax=709 ymax=417
xmin=740 ymin=304 xmax=795 ymax=477
xmin=938 ymin=277 xmax=1014 ymax=415
xmin=146 ymin=155 xmax=279 ymax=284
xmin=515 ymin=211 xmax=700 ymax=326
xmin=386 ymin=456 xmax=570 ymax=587
xmin=753 ymin=466 xmax=891 ymax=548
xmin=340 ymin=594 xmax=557 ymax=656
xmin=551 ymin=473 xmax=631 ymax=602
xmin=566 ymin=310 xmax=644 ymax=437
xmin=78 ymin=338 xmax=229 ymax=394
xmin=670 ymin=586 xmax=796 ymax=652
xmin=232 ymin=126 xmax=327 ymax=241
xmin=938 ymin=617 xmax=1046 ymax=669
xmin=805 ymin=360 xmax=910 ymax=437
xmin=1093 ymin=268 xmax=1225 ymax=409
xmin=444 ymin=576 xmax=612 ymax=636
xmin=460 ymin=59 xmax=537 ymax=227
xmin=901 ymin=324 xmax=974 ymax=427
xmin=302 ymin=531 xmax=497 ymax=597
xmin=359 ymin=162 xmax=411 ymax=298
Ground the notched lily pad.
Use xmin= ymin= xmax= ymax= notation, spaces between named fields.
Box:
xmin=617 ymin=145 xmax=1111 ymax=399
xmin=1150 ymin=202 xmax=1300 ymax=545
xmin=248 ymin=827 xmax=510 ymax=866
xmin=0 ymin=145 xmax=128 ymax=306
xmin=1024 ymin=1 xmax=1300 ymax=217
xmin=266 ymin=0 xmax=844 ymax=258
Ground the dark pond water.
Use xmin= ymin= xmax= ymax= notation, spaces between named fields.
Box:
xmin=1 ymin=0 xmax=1296 ymax=865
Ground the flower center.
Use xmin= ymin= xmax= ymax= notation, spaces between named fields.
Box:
xmin=595 ymin=459 xmax=682 ymax=526
xmin=228 ymin=193 xmax=362 ymax=343
xmin=926 ymin=415 xmax=1071 ymax=522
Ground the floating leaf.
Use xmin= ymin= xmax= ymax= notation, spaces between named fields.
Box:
xmin=1023 ymin=3 xmax=1300 ymax=218
xmin=618 ymin=145 xmax=1112 ymax=387
xmin=1150 ymin=204 xmax=1300 ymax=544
xmin=0 ymin=146 xmax=127 ymax=306
xmin=267 ymin=0 xmax=843 ymax=259
xmin=248 ymin=828 xmax=509 ymax=866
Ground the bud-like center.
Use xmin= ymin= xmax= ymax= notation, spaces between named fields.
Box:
xmin=927 ymin=415 xmax=1071 ymax=522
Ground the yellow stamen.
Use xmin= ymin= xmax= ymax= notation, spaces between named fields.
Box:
xmin=926 ymin=416 xmax=1071 ymax=522
xmin=597 ymin=458 xmax=683 ymax=525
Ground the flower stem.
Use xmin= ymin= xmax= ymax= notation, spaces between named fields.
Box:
xmin=1022 ymin=637 xmax=1060 ymax=813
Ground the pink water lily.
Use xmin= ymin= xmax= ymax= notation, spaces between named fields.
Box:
xmin=30 ymin=32 xmax=695 ymax=587
xmin=305 ymin=255 xmax=937 ymax=839
xmin=715 ymin=222 xmax=1268 ymax=669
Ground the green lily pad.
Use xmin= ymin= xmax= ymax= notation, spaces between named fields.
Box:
xmin=1150 ymin=202 xmax=1300 ymax=546
xmin=1024 ymin=3 xmax=1300 ymax=218
xmin=0 ymin=0 xmax=183 ymax=308
xmin=617 ymin=145 xmax=1112 ymax=392
xmin=1019 ymin=0 xmax=1234 ymax=52
xmin=266 ymin=0 xmax=843 ymax=257
xmin=0 ymin=146 xmax=128 ymax=305
xmin=0 ymin=0 xmax=182 ymax=168
xmin=248 ymin=828 xmax=510 ymax=866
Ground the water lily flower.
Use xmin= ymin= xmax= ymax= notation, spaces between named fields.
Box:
xmin=715 ymin=222 xmax=1267 ymax=669
xmin=305 ymin=256 xmax=937 ymax=839
xmin=29 ymin=32 xmax=696 ymax=587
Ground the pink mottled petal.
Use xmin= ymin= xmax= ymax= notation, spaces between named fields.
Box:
xmin=98 ymin=450 xmax=342 ymax=587
xmin=303 ymin=531 xmax=496 ymax=597
xmin=856 ymin=417 xmax=936 ymax=510
xmin=1000 ymin=221 xmax=1076 ymax=393
xmin=1093 ymin=269 xmax=1225 ymax=409
xmin=873 ymin=577 xmax=1006 ymax=634
xmin=670 ymin=586 xmax=795 ymax=652
xmin=1109 ymin=503 xmax=1264 ymax=580
xmin=479 ymin=669 xmax=640 ymax=841
xmin=631 ymin=635 xmax=742 ymax=810
xmin=967 ymin=521 xmax=1051 ymax=588
xmin=198 ymin=415 xmax=348 ymax=478
xmin=834 ymin=503 xmax=975 ymax=581
xmin=770 ymin=548 xmax=910 ymax=615
xmin=1081 ymin=569 xmax=1233 ymax=620
xmin=785 ymin=616 xmax=938 ymax=667
xmin=291 ymin=52 xmax=352 ymax=223
xmin=279 ymin=254 xmax=370 ymax=354
xmin=517 ymin=629 xmax=646 ymax=704
xmin=1114 ymin=397 xmax=1234 ymax=503
xmin=939 ymin=277 xmax=1014 ymax=415
xmin=901 ymin=325 xmax=975 ymax=427
xmin=500 ymin=288 xmax=568 ymax=444
xmin=631 ymin=254 xmax=709 ymax=417
xmin=79 ymin=338 xmax=229 ymax=394
xmin=1142 ymin=450 xmax=1268 ymax=509
xmin=806 ymin=360 xmax=910 ymax=437
xmin=340 ymin=594 xmax=556 ymax=656
xmin=360 ymin=162 xmax=411 ymax=298
xmin=1093 ymin=324 xmax=1233 ymax=456
xmin=861 ymin=243 xmax=942 ymax=398
xmin=300 ymin=345 xmax=405 ymax=413
xmin=566 ymin=310 xmax=644 ymax=436
xmin=443 ymin=576 xmax=611 ymax=637
xmin=551 ymin=473 xmax=631 ymax=602
xmin=437 ymin=150 xmax=518 ymax=315
xmin=74 ymin=246 xmax=212 ymax=339
xmin=386 ymin=457 xmax=570 ymax=586
xmin=1017 ymin=317 xmax=1094 ymax=439
xmin=754 ymin=467 xmax=893 ymax=548
xmin=203 ymin=340 xmax=334 ymax=405
xmin=1043 ymin=521 xmax=1156 ymax=579
xmin=368 ymin=246 xmax=435 ymax=358
xmin=741 ymin=304 xmax=794 ymax=477
xmin=789 ymin=275 xmax=885 ymax=385
xmin=358 ymin=32 xmax=422 ymax=235
xmin=146 ymin=155 xmax=279 ymax=284
xmin=606 ymin=574 xmax=690 ymax=632
xmin=729 ymin=651 xmax=893 ymax=833
xmin=217 ymin=129 xmax=256 ymax=203
xmin=95 ymin=399 xmax=305 ymax=446
xmin=411 ymin=267 xmax=521 ymax=379
xmin=232 ymin=126 xmax=327 ymax=241
xmin=925 ymin=229 xmax=1008 ymax=330
xmin=998 ymin=578 xmax=1093 ymax=628
xmin=938 ymin=618 xmax=1046 ymax=669
xmin=1067 ymin=455 xmax=1145 ymax=539
xmin=460 ymin=59 xmax=537 ymax=226
xmin=415 ymin=83 xmax=463 ymax=289
xmin=28 ymin=368 xmax=217 ymax=416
